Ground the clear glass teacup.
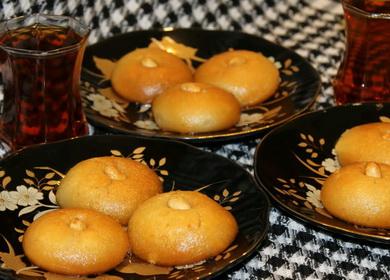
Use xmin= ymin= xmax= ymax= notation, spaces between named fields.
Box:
xmin=0 ymin=14 xmax=90 ymax=150
xmin=333 ymin=0 xmax=390 ymax=104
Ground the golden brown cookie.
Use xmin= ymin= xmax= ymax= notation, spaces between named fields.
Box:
xmin=56 ymin=156 xmax=162 ymax=225
xmin=128 ymin=190 xmax=238 ymax=266
xmin=23 ymin=208 xmax=129 ymax=275
xmin=152 ymin=82 xmax=241 ymax=133
xmin=194 ymin=50 xmax=279 ymax=107
xmin=111 ymin=48 xmax=193 ymax=103
xmin=335 ymin=122 xmax=390 ymax=166
xmin=321 ymin=162 xmax=390 ymax=228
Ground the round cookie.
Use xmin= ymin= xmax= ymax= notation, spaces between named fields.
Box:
xmin=335 ymin=122 xmax=390 ymax=166
xmin=111 ymin=47 xmax=193 ymax=103
xmin=194 ymin=49 xmax=279 ymax=107
xmin=321 ymin=162 xmax=390 ymax=228
xmin=56 ymin=156 xmax=162 ymax=225
xmin=23 ymin=208 xmax=129 ymax=275
xmin=128 ymin=190 xmax=238 ymax=266
xmin=152 ymin=82 xmax=241 ymax=133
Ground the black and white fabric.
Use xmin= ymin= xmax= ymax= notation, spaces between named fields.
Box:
xmin=0 ymin=1 xmax=389 ymax=279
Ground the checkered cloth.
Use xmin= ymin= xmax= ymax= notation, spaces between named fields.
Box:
xmin=1 ymin=0 xmax=389 ymax=279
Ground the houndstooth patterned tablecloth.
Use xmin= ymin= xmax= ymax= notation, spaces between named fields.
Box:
xmin=1 ymin=1 xmax=389 ymax=279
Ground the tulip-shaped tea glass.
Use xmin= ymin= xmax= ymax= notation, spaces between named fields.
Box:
xmin=333 ymin=0 xmax=390 ymax=104
xmin=0 ymin=14 xmax=89 ymax=150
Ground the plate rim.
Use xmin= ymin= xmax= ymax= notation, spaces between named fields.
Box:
xmin=254 ymin=102 xmax=390 ymax=244
xmin=81 ymin=28 xmax=322 ymax=143
xmin=0 ymin=134 xmax=271 ymax=280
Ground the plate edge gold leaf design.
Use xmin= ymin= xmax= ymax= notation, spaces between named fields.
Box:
xmin=274 ymin=131 xmax=390 ymax=236
xmin=0 ymin=145 xmax=244 ymax=279
xmin=84 ymin=36 xmax=298 ymax=133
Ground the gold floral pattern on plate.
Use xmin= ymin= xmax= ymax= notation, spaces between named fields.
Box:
xmin=255 ymin=103 xmax=390 ymax=243
xmin=0 ymin=135 xmax=269 ymax=279
xmin=81 ymin=29 xmax=320 ymax=142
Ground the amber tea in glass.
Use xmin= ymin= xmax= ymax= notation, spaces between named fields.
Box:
xmin=0 ymin=14 xmax=89 ymax=150
xmin=333 ymin=0 xmax=390 ymax=104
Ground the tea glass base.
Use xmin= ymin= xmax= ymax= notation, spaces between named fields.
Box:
xmin=0 ymin=124 xmax=93 ymax=156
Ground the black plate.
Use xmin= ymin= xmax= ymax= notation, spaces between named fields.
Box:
xmin=81 ymin=29 xmax=321 ymax=142
xmin=0 ymin=135 xmax=270 ymax=280
xmin=254 ymin=102 xmax=390 ymax=244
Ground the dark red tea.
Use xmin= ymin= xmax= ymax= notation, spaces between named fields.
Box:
xmin=333 ymin=0 xmax=390 ymax=104
xmin=0 ymin=22 xmax=88 ymax=149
